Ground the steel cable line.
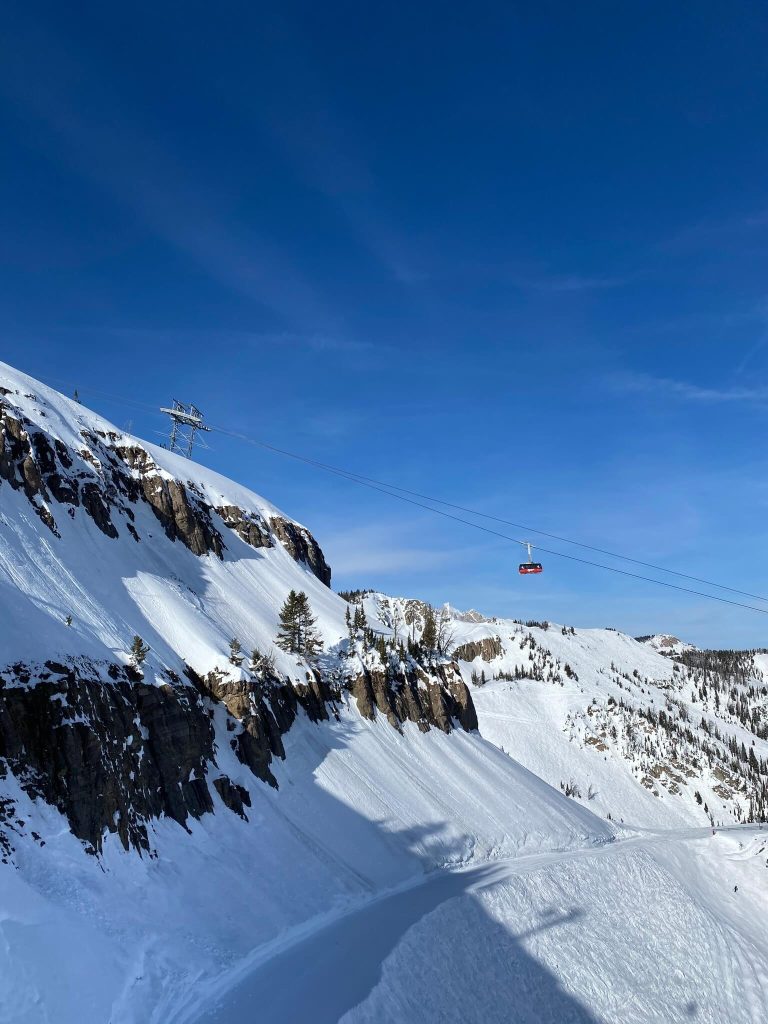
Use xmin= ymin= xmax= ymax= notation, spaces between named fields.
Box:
xmin=308 ymin=479 xmax=768 ymax=603
xmin=20 ymin=371 xmax=768 ymax=612
xmin=30 ymin=375 xmax=162 ymax=414
xmin=207 ymin=422 xmax=768 ymax=617
xmin=212 ymin=426 xmax=768 ymax=603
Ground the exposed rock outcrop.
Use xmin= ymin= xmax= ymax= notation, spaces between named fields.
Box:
xmin=349 ymin=661 xmax=477 ymax=734
xmin=0 ymin=393 xmax=331 ymax=582
xmin=190 ymin=666 xmax=339 ymax=786
xmin=0 ymin=647 xmax=479 ymax=859
xmin=215 ymin=504 xmax=272 ymax=549
xmin=213 ymin=776 xmax=252 ymax=819
xmin=270 ymin=516 xmax=332 ymax=586
xmin=452 ymin=636 xmax=503 ymax=663
xmin=140 ymin=475 xmax=224 ymax=556
xmin=0 ymin=661 xmax=216 ymax=854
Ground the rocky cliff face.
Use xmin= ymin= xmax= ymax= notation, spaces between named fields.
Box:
xmin=452 ymin=636 xmax=503 ymax=663
xmin=0 ymin=652 xmax=477 ymax=859
xmin=0 ymin=377 xmax=479 ymax=862
xmin=0 ymin=388 xmax=331 ymax=583
xmin=0 ymin=660 xmax=215 ymax=856
xmin=349 ymin=661 xmax=477 ymax=734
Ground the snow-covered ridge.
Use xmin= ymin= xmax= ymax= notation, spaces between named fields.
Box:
xmin=0 ymin=360 xmax=288 ymax=521
xmin=350 ymin=592 xmax=768 ymax=828
xmin=436 ymin=613 xmax=767 ymax=829
xmin=0 ymin=359 xmax=336 ymax=673
xmin=0 ymin=366 xmax=620 ymax=1023
xmin=636 ymin=633 xmax=698 ymax=656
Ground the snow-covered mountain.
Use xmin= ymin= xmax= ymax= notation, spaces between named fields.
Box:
xmin=1 ymin=362 xmax=767 ymax=1024
xmin=350 ymin=593 xmax=768 ymax=828
xmin=636 ymin=633 xmax=698 ymax=656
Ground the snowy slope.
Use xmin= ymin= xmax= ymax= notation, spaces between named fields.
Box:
xmin=459 ymin=620 xmax=768 ymax=828
xmin=336 ymin=827 xmax=768 ymax=1024
xmin=1 ymin=703 xmax=612 ymax=1024
xmin=355 ymin=595 xmax=768 ymax=828
xmin=0 ymin=360 xmax=346 ymax=677
xmin=0 ymin=363 xmax=611 ymax=1022
xmin=2 ymin=364 xmax=767 ymax=1024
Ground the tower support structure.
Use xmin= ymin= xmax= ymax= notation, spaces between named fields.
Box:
xmin=160 ymin=400 xmax=211 ymax=457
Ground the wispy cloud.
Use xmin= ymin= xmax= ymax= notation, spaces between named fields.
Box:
xmin=392 ymin=261 xmax=638 ymax=292
xmin=281 ymin=334 xmax=380 ymax=354
xmin=628 ymin=307 xmax=762 ymax=336
xmin=321 ymin=521 xmax=481 ymax=578
xmin=50 ymin=326 xmax=381 ymax=356
xmin=505 ymin=270 xmax=637 ymax=293
xmin=0 ymin=19 xmax=335 ymax=332
xmin=659 ymin=206 xmax=768 ymax=252
xmin=609 ymin=370 xmax=768 ymax=404
xmin=220 ymin=14 xmax=419 ymax=287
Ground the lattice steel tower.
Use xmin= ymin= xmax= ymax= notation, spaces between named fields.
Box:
xmin=160 ymin=400 xmax=211 ymax=458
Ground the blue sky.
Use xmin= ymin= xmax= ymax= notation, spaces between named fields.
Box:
xmin=3 ymin=1 xmax=768 ymax=645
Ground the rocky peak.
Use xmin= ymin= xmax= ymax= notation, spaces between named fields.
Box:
xmin=0 ymin=389 xmax=331 ymax=584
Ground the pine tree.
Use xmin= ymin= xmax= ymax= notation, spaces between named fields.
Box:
xmin=277 ymin=590 xmax=301 ymax=653
xmin=276 ymin=590 xmax=323 ymax=660
xmin=249 ymin=647 xmax=275 ymax=675
xmin=376 ymin=634 xmax=388 ymax=664
xmin=345 ymin=606 xmax=356 ymax=652
xmin=421 ymin=605 xmax=438 ymax=651
xmin=229 ymin=637 xmax=244 ymax=666
xmin=296 ymin=592 xmax=322 ymax=660
xmin=130 ymin=635 xmax=150 ymax=669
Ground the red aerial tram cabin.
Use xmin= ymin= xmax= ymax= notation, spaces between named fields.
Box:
xmin=518 ymin=560 xmax=543 ymax=575
xmin=518 ymin=542 xmax=543 ymax=574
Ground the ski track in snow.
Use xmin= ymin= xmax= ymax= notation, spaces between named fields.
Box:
xmin=2 ymin=364 xmax=768 ymax=1024
xmin=190 ymin=826 xmax=768 ymax=1024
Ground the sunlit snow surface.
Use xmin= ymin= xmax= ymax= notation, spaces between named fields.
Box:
xmin=1 ymin=362 xmax=767 ymax=1023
